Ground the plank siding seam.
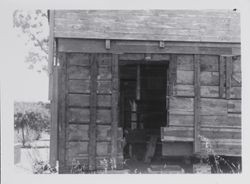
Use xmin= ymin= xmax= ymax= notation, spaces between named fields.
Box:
xmin=194 ymin=54 xmax=201 ymax=153
xmin=111 ymin=54 xmax=119 ymax=167
xmin=88 ymin=54 xmax=98 ymax=171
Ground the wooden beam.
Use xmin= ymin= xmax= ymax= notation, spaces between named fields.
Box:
xmin=48 ymin=10 xmax=55 ymax=100
xmin=194 ymin=54 xmax=201 ymax=153
xmin=219 ymin=56 xmax=225 ymax=98
xmin=226 ymin=56 xmax=233 ymax=99
xmin=88 ymin=54 xmax=98 ymax=171
xmin=111 ymin=54 xmax=119 ymax=168
xmin=58 ymin=39 xmax=237 ymax=55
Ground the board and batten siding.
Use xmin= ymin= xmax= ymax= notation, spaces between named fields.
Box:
xmin=53 ymin=10 xmax=240 ymax=43
xmin=161 ymin=55 xmax=241 ymax=156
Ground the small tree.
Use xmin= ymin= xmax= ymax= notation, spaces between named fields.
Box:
xmin=14 ymin=112 xmax=29 ymax=146
xmin=14 ymin=111 xmax=50 ymax=146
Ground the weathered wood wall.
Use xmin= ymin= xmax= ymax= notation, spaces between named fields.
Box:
xmin=53 ymin=10 xmax=240 ymax=43
xmin=57 ymin=53 xmax=123 ymax=173
xmin=161 ymin=55 xmax=241 ymax=156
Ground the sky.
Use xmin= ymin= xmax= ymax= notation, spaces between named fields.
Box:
xmin=11 ymin=20 xmax=49 ymax=102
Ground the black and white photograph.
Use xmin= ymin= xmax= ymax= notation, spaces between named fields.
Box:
xmin=1 ymin=0 xmax=250 ymax=183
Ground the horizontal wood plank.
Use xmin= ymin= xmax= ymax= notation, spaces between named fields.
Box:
xmin=97 ymin=95 xmax=112 ymax=107
xmin=68 ymin=108 xmax=90 ymax=122
xmin=162 ymin=126 xmax=241 ymax=141
xmin=177 ymin=55 xmax=194 ymax=71
xmin=68 ymin=94 xmax=90 ymax=107
xmin=169 ymin=114 xmax=241 ymax=128
xmin=230 ymin=87 xmax=241 ymax=99
xmin=67 ymin=142 xmax=88 ymax=165
xmin=68 ymin=124 xmax=89 ymax=141
xmin=68 ymin=80 xmax=90 ymax=93
xmin=68 ymin=53 xmax=90 ymax=66
xmin=96 ymin=142 xmax=110 ymax=156
xmin=97 ymin=109 xmax=112 ymax=124
xmin=67 ymin=66 xmax=90 ymax=79
xmin=98 ymin=67 xmax=112 ymax=80
xmin=169 ymin=97 xmax=227 ymax=115
xmin=228 ymin=100 xmax=241 ymax=113
xmin=54 ymin=10 xmax=240 ymax=43
xmin=174 ymin=85 xmax=220 ymax=97
xmin=201 ymin=98 xmax=227 ymax=115
xmin=96 ymin=125 xmax=111 ymax=141
xmin=162 ymin=142 xmax=193 ymax=156
xmin=97 ymin=81 xmax=112 ymax=94
xmin=200 ymin=55 xmax=219 ymax=72
xmin=169 ymin=97 xmax=194 ymax=115
xmin=176 ymin=70 xmax=219 ymax=85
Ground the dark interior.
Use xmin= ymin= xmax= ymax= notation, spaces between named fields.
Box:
xmin=119 ymin=62 xmax=167 ymax=163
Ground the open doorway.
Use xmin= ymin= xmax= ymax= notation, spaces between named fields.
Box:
xmin=119 ymin=61 xmax=168 ymax=168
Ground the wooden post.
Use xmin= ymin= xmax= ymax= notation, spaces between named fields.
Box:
xmin=219 ymin=56 xmax=225 ymax=98
xmin=194 ymin=54 xmax=201 ymax=153
xmin=226 ymin=56 xmax=232 ymax=99
xmin=49 ymin=65 xmax=58 ymax=167
xmin=57 ymin=53 xmax=67 ymax=172
xmin=111 ymin=54 xmax=119 ymax=168
xmin=89 ymin=54 xmax=97 ymax=171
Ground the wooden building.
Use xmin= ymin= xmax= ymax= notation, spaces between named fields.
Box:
xmin=48 ymin=10 xmax=241 ymax=173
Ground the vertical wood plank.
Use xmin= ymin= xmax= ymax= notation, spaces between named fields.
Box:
xmin=88 ymin=54 xmax=98 ymax=171
xmin=170 ymin=54 xmax=177 ymax=96
xmin=111 ymin=54 xmax=119 ymax=168
xmin=136 ymin=64 xmax=141 ymax=100
xmin=49 ymin=65 xmax=58 ymax=167
xmin=219 ymin=56 xmax=225 ymax=98
xmin=48 ymin=10 xmax=55 ymax=100
xmin=194 ymin=54 xmax=201 ymax=153
xmin=226 ymin=57 xmax=233 ymax=99
xmin=166 ymin=61 xmax=171 ymax=126
xmin=58 ymin=53 xmax=67 ymax=172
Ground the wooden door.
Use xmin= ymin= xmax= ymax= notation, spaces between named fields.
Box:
xmin=57 ymin=53 xmax=122 ymax=173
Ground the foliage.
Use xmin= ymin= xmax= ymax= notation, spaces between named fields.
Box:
xmin=15 ymin=111 xmax=49 ymax=133
xmin=14 ymin=102 xmax=50 ymax=146
xmin=13 ymin=10 xmax=49 ymax=73
xmin=33 ymin=161 xmax=57 ymax=174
